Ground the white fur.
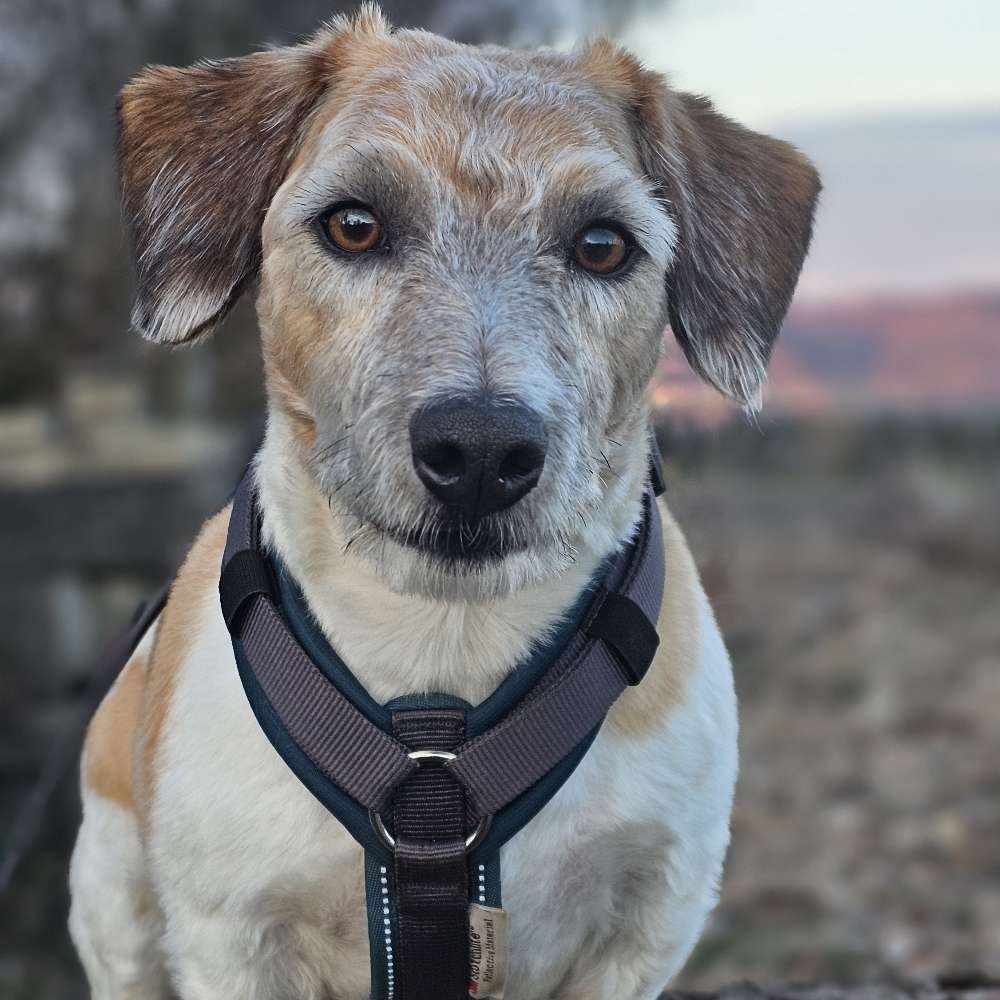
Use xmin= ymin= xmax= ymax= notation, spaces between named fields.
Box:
xmin=69 ymin=795 xmax=169 ymax=1000
xmin=70 ymin=628 xmax=168 ymax=1000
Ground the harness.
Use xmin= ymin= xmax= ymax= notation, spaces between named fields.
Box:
xmin=116 ymin=447 xmax=666 ymax=1000
xmin=218 ymin=449 xmax=666 ymax=1000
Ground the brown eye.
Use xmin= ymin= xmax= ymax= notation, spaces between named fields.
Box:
xmin=323 ymin=204 xmax=383 ymax=254
xmin=573 ymin=224 xmax=631 ymax=275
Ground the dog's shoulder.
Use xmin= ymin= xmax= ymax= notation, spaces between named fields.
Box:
xmin=606 ymin=496 xmax=727 ymax=741
xmin=81 ymin=504 xmax=232 ymax=823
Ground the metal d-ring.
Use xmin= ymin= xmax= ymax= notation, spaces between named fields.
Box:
xmin=369 ymin=749 xmax=491 ymax=852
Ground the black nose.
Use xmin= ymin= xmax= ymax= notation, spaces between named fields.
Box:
xmin=410 ymin=396 xmax=547 ymax=517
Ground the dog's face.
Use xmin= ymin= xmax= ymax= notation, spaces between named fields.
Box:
xmin=117 ymin=7 xmax=818 ymax=598
xmin=255 ymin=31 xmax=679 ymax=594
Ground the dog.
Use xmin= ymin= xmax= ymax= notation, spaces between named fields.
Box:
xmin=69 ymin=7 xmax=818 ymax=998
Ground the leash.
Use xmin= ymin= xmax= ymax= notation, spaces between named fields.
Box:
xmin=219 ymin=455 xmax=666 ymax=1000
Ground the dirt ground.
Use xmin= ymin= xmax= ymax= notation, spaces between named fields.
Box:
xmin=665 ymin=419 xmax=1000 ymax=988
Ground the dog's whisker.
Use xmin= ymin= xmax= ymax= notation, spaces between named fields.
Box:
xmin=591 ymin=449 xmax=620 ymax=489
xmin=343 ymin=524 xmax=371 ymax=556
xmin=311 ymin=431 xmax=354 ymax=467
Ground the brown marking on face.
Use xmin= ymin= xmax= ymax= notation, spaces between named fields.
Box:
xmin=82 ymin=648 xmax=147 ymax=810
xmin=576 ymin=36 xmax=645 ymax=101
xmin=320 ymin=4 xmax=406 ymax=83
xmin=289 ymin=27 xmax=638 ymax=212
xmin=607 ymin=500 xmax=702 ymax=741
xmin=259 ymin=294 xmax=323 ymax=448
xmin=116 ymin=7 xmax=400 ymax=346
xmin=282 ymin=19 xmax=452 ymax=186
xmin=267 ymin=366 xmax=318 ymax=450
xmin=134 ymin=505 xmax=231 ymax=829
xmin=259 ymin=291 xmax=325 ymax=389
xmin=257 ymin=284 xmax=365 ymax=451
xmin=279 ymin=28 xmax=405 ymax=184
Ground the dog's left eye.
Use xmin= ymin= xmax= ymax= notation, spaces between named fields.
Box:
xmin=573 ymin=223 xmax=633 ymax=275
xmin=321 ymin=203 xmax=384 ymax=254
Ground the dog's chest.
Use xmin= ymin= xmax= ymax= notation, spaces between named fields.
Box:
xmin=158 ymin=631 xmax=674 ymax=996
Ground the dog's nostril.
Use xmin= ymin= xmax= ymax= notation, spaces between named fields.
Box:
xmin=498 ymin=445 xmax=543 ymax=484
xmin=421 ymin=442 xmax=466 ymax=485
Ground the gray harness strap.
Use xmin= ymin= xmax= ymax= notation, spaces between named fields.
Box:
xmin=219 ymin=469 xmax=665 ymax=1000
xmin=447 ymin=498 xmax=664 ymax=817
xmin=222 ymin=474 xmax=418 ymax=812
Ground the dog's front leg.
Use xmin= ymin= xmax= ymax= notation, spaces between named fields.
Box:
xmin=552 ymin=877 xmax=722 ymax=1000
xmin=162 ymin=908 xmax=283 ymax=1000
xmin=161 ymin=900 xmax=359 ymax=1000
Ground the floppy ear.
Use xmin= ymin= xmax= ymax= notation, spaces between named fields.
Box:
xmin=117 ymin=7 xmax=391 ymax=344
xmin=631 ymin=74 xmax=820 ymax=407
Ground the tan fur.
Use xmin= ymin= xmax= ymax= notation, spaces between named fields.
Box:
xmin=266 ymin=364 xmax=319 ymax=449
xmin=133 ymin=506 xmax=231 ymax=826
xmin=576 ymin=36 xmax=646 ymax=102
xmin=259 ymin=298 xmax=326 ymax=426
xmin=84 ymin=649 xmax=147 ymax=810
xmin=284 ymin=29 xmax=637 ymax=211
xmin=118 ymin=39 xmax=336 ymax=343
xmin=608 ymin=499 xmax=701 ymax=740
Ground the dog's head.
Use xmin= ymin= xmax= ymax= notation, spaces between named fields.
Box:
xmin=118 ymin=6 xmax=818 ymax=598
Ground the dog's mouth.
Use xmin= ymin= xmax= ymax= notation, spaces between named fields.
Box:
xmin=369 ymin=511 xmax=528 ymax=563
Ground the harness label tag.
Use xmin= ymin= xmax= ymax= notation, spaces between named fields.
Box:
xmin=468 ymin=903 xmax=507 ymax=998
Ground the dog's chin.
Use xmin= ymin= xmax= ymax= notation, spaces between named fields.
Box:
xmin=339 ymin=511 xmax=572 ymax=602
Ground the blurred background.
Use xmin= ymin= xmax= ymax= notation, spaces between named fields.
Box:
xmin=1 ymin=1 xmax=997 ymax=996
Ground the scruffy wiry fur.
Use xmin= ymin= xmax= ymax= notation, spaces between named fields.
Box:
xmin=71 ymin=7 xmax=816 ymax=999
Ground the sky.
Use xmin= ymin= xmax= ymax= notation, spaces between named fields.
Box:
xmin=617 ymin=0 xmax=1000 ymax=300
xmin=622 ymin=0 xmax=1000 ymax=131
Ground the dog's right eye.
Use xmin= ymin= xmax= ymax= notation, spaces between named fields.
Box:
xmin=320 ymin=203 xmax=384 ymax=255
xmin=573 ymin=222 xmax=633 ymax=276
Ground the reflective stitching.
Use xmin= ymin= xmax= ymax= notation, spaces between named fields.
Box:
xmin=380 ymin=866 xmax=394 ymax=997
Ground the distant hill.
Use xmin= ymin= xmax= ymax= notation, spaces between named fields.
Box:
xmin=654 ymin=292 xmax=1000 ymax=423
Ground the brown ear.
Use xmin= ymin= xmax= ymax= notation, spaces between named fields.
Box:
xmin=631 ymin=74 xmax=820 ymax=406
xmin=117 ymin=9 xmax=391 ymax=344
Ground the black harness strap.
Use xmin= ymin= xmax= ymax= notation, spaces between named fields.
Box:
xmin=219 ymin=548 xmax=275 ymax=632
xmin=219 ymin=464 xmax=666 ymax=1000
xmin=391 ymin=710 xmax=469 ymax=1000
xmin=586 ymin=591 xmax=660 ymax=685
